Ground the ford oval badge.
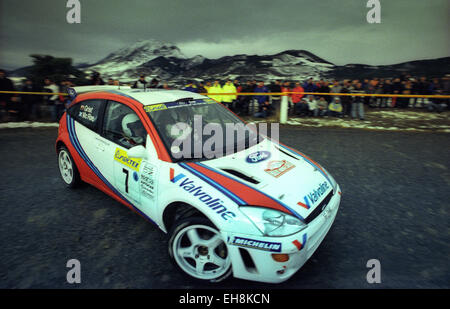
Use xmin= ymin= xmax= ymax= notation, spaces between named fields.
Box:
xmin=246 ymin=151 xmax=271 ymax=163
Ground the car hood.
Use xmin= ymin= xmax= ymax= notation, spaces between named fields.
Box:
xmin=182 ymin=138 xmax=334 ymax=221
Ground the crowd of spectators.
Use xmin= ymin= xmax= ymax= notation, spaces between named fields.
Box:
xmin=0 ymin=68 xmax=449 ymax=123
xmin=0 ymin=69 xmax=78 ymax=122
xmin=179 ymin=75 xmax=450 ymax=119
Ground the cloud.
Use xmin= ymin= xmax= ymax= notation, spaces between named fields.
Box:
xmin=0 ymin=0 xmax=448 ymax=70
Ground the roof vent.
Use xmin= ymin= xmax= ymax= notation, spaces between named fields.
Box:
xmin=274 ymin=145 xmax=300 ymax=160
xmin=221 ymin=169 xmax=260 ymax=184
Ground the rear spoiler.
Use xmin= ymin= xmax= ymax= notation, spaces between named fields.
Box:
xmin=67 ymin=85 xmax=131 ymax=99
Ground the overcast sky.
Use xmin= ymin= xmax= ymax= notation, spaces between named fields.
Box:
xmin=0 ymin=0 xmax=449 ymax=70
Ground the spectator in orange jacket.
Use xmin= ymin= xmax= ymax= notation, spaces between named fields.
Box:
xmin=291 ymin=82 xmax=308 ymax=115
xmin=291 ymin=82 xmax=305 ymax=104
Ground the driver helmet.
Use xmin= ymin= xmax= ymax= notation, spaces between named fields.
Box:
xmin=122 ymin=113 xmax=144 ymax=144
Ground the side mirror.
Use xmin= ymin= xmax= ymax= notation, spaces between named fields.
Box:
xmin=128 ymin=145 xmax=148 ymax=159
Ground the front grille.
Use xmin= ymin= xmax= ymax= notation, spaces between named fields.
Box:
xmin=304 ymin=191 xmax=334 ymax=224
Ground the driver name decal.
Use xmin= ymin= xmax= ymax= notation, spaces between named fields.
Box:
xmin=79 ymin=104 xmax=96 ymax=122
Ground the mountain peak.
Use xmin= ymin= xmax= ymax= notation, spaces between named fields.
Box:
xmin=275 ymin=50 xmax=334 ymax=66
xmin=88 ymin=39 xmax=186 ymax=74
xmin=79 ymin=39 xmax=447 ymax=82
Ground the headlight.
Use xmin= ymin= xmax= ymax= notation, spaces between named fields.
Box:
xmin=240 ymin=207 xmax=307 ymax=237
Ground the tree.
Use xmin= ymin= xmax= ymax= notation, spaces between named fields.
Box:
xmin=27 ymin=54 xmax=88 ymax=86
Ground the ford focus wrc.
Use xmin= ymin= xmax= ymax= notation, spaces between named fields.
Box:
xmin=56 ymin=85 xmax=341 ymax=283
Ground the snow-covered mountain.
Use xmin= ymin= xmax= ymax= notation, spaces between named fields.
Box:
xmin=81 ymin=40 xmax=336 ymax=82
xmin=84 ymin=39 xmax=186 ymax=78
xmin=32 ymin=39 xmax=449 ymax=83
xmin=178 ymin=50 xmax=335 ymax=81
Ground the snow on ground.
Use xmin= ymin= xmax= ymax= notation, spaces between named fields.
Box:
xmin=0 ymin=122 xmax=59 ymax=129
xmin=371 ymin=110 xmax=448 ymax=121
xmin=249 ymin=110 xmax=450 ymax=133
xmin=1 ymin=111 xmax=449 ymax=133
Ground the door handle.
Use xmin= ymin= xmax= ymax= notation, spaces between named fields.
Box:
xmin=94 ymin=137 xmax=108 ymax=152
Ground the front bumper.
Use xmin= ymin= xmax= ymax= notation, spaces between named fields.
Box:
xmin=225 ymin=185 xmax=341 ymax=283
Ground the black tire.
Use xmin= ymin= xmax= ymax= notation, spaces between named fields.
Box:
xmin=168 ymin=217 xmax=232 ymax=283
xmin=57 ymin=145 xmax=81 ymax=188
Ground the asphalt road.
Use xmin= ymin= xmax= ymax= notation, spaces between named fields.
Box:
xmin=0 ymin=127 xmax=449 ymax=289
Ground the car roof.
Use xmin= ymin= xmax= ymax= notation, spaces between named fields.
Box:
xmin=71 ymin=86 xmax=206 ymax=106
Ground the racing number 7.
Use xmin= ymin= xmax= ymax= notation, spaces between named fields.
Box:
xmin=122 ymin=168 xmax=129 ymax=193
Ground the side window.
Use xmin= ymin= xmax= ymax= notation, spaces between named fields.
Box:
xmin=67 ymin=99 xmax=103 ymax=131
xmin=102 ymin=101 xmax=147 ymax=149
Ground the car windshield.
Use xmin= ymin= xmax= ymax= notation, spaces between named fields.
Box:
xmin=145 ymin=98 xmax=262 ymax=161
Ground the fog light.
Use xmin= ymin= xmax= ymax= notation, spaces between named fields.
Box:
xmin=272 ymin=254 xmax=289 ymax=262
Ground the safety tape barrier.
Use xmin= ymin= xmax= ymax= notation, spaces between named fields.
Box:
xmin=201 ymin=92 xmax=450 ymax=98
xmin=1 ymin=90 xmax=449 ymax=99
xmin=0 ymin=91 xmax=67 ymax=95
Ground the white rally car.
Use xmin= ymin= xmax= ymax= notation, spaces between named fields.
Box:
xmin=56 ymin=86 xmax=341 ymax=283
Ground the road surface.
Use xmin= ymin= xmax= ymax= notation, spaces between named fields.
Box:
xmin=0 ymin=127 xmax=448 ymax=288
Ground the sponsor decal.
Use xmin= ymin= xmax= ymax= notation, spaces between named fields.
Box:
xmin=305 ymin=181 xmax=330 ymax=205
xmin=230 ymin=237 xmax=282 ymax=252
xmin=144 ymin=103 xmax=167 ymax=112
xmin=141 ymin=163 xmax=156 ymax=200
xmin=165 ymin=99 xmax=214 ymax=109
xmin=145 ymin=99 xmax=214 ymax=113
xmin=169 ymin=168 xmax=236 ymax=220
xmin=170 ymin=168 xmax=185 ymax=183
xmin=180 ymin=162 xmax=307 ymax=222
xmin=264 ymin=160 xmax=295 ymax=178
xmin=292 ymin=234 xmax=308 ymax=251
xmin=297 ymin=197 xmax=311 ymax=210
xmin=114 ymin=148 xmax=142 ymax=172
xmin=246 ymin=151 xmax=271 ymax=164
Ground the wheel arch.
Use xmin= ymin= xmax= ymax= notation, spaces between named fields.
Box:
xmin=162 ymin=201 xmax=215 ymax=233
xmin=55 ymin=140 xmax=66 ymax=153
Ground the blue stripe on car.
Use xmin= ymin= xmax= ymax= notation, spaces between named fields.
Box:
xmin=66 ymin=114 xmax=157 ymax=226
xmin=192 ymin=162 xmax=305 ymax=222
xmin=178 ymin=162 xmax=246 ymax=206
